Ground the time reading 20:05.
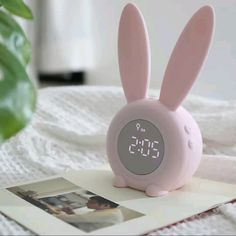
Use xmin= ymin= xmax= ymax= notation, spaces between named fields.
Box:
xmin=128 ymin=136 xmax=160 ymax=158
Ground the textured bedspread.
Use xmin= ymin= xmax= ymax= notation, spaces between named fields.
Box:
xmin=1 ymin=86 xmax=236 ymax=235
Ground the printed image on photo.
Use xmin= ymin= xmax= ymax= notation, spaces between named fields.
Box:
xmin=7 ymin=178 xmax=144 ymax=233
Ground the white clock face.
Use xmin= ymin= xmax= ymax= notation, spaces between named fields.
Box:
xmin=117 ymin=119 xmax=165 ymax=175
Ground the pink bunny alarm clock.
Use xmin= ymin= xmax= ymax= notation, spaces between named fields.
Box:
xmin=107 ymin=4 xmax=215 ymax=197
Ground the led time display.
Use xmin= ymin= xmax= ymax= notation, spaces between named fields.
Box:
xmin=117 ymin=119 xmax=165 ymax=175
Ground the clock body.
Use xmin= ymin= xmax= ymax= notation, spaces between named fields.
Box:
xmin=106 ymin=99 xmax=202 ymax=196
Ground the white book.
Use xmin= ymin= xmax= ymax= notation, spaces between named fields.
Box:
xmin=1 ymin=165 xmax=236 ymax=235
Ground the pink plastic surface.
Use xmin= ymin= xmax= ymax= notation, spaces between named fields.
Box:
xmin=107 ymin=100 xmax=203 ymax=197
xmin=159 ymin=6 xmax=215 ymax=111
xmin=118 ymin=4 xmax=150 ymax=103
xmin=107 ymin=4 xmax=214 ymax=197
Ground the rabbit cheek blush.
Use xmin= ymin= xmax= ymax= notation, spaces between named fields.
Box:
xmin=106 ymin=4 xmax=214 ymax=197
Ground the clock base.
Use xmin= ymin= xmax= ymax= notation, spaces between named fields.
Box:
xmin=113 ymin=175 xmax=169 ymax=197
xmin=113 ymin=175 xmax=127 ymax=188
xmin=146 ymin=184 xmax=168 ymax=197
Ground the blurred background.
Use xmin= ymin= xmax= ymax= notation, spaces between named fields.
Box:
xmin=23 ymin=0 xmax=236 ymax=100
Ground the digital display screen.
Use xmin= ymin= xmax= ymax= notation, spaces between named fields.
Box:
xmin=117 ymin=119 xmax=165 ymax=175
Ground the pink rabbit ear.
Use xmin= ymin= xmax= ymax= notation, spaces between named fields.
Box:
xmin=159 ymin=6 xmax=215 ymax=111
xmin=118 ymin=3 xmax=151 ymax=103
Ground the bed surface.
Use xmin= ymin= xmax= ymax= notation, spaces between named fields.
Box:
xmin=1 ymin=86 xmax=236 ymax=235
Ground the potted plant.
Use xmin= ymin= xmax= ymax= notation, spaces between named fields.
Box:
xmin=0 ymin=0 xmax=36 ymax=144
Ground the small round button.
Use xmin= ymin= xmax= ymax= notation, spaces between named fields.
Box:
xmin=188 ymin=140 xmax=194 ymax=150
xmin=184 ymin=125 xmax=191 ymax=135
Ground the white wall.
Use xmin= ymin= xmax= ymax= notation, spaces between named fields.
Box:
xmin=87 ymin=0 xmax=236 ymax=100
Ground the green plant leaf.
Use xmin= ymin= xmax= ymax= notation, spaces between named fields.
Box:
xmin=0 ymin=0 xmax=33 ymax=19
xmin=0 ymin=10 xmax=31 ymax=66
xmin=0 ymin=44 xmax=36 ymax=144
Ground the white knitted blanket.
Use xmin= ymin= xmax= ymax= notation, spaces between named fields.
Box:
xmin=1 ymin=86 xmax=236 ymax=235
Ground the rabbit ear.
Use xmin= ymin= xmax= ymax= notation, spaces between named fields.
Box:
xmin=159 ymin=6 xmax=215 ymax=111
xmin=118 ymin=4 xmax=151 ymax=103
